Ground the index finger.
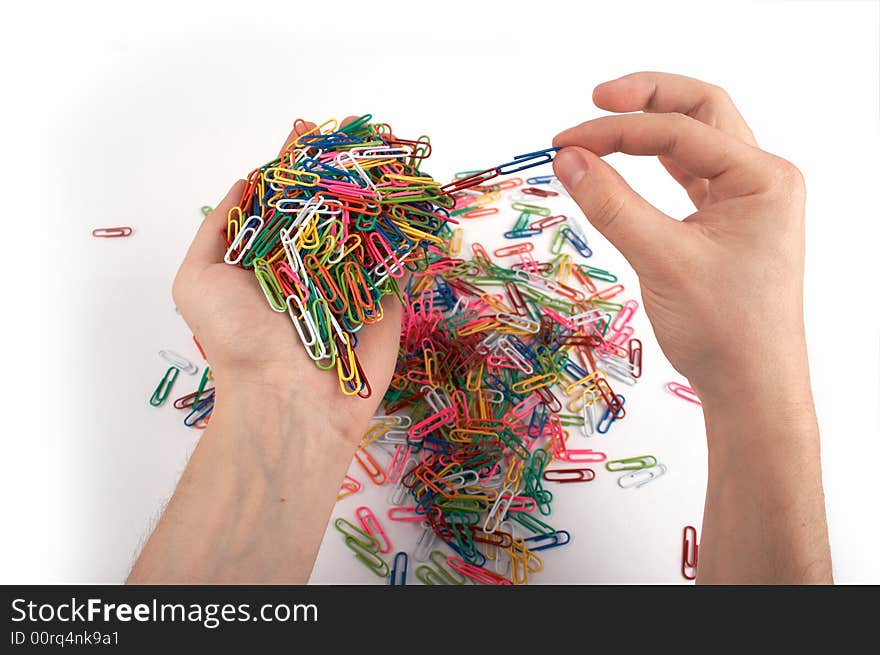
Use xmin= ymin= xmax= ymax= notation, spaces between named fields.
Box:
xmin=552 ymin=113 xmax=768 ymax=197
xmin=593 ymin=72 xmax=757 ymax=146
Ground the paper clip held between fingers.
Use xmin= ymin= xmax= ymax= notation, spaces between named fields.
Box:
xmin=542 ymin=468 xmax=595 ymax=483
xmin=92 ymin=226 xmax=133 ymax=238
xmin=666 ymin=381 xmax=702 ymax=405
xmin=495 ymin=147 xmax=560 ymax=176
xmin=150 ymin=366 xmax=179 ymax=406
xmin=390 ymin=552 xmax=408 ymax=586
xmin=158 ymin=350 xmax=198 ymax=375
xmin=617 ymin=463 xmax=668 ymax=489
xmin=682 ymin=525 xmax=699 ymax=580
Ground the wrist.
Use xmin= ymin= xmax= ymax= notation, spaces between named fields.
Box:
xmin=699 ymin=349 xmax=820 ymax=463
xmin=209 ymin=375 xmax=356 ymax=472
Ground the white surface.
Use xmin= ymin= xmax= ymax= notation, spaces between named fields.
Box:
xmin=2 ymin=0 xmax=878 ymax=583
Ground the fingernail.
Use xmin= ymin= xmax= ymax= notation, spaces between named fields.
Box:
xmin=553 ymin=149 xmax=589 ymax=189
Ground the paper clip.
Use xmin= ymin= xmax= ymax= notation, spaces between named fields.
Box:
xmin=91 ymin=227 xmax=132 ymax=238
xmin=338 ymin=475 xmax=361 ymax=501
xmin=666 ymin=381 xmax=702 ymax=406
xmin=606 ymin=455 xmax=657 ymax=472
xmin=390 ymin=552 xmax=408 ymax=586
xmin=158 ymin=350 xmax=198 ymax=375
xmin=149 ymin=366 xmax=179 ymax=406
xmin=413 ymin=524 xmax=437 ymax=562
xmin=526 ymin=174 xmax=556 ymax=185
xmin=334 ymin=517 xmax=379 ymax=550
xmin=682 ymin=525 xmax=699 ymax=580
xmin=183 ymin=391 xmax=214 ymax=427
xmin=628 ymin=338 xmax=643 ymax=378
xmin=542 ymin=468 xmax=595 ymax=483
xmin=446 ymin=556 xmax=512 ymax=585
xmin=495 ymin=147 xmax=560 ymax=176
xmin=524 ymin=530 xmax=571 ymax=552
xmin=355 ymin=506 xmax=393 ymax=554
xmin=344 ymin=536 xmax=389 ymax=577
xmin=617 ymin=463 xmax=668 ymax=489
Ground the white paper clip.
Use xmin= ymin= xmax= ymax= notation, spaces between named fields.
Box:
xmin=618 ymin=463 xmax=668 ymax=489
xmin=158 ymin=350 xmax=198 ymax=375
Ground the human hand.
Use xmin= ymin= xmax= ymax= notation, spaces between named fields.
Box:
xmin=172 ymin=118 xmax=402 ymax=443
xmin=552 ymin=72 xmax=810 ymax=405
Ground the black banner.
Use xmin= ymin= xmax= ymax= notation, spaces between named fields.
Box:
xmin=1 ymin=585 xmax=872 ymax=649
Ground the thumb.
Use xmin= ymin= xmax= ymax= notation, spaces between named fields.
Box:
xmin=552 ymin=146 xmax=674 ymax=271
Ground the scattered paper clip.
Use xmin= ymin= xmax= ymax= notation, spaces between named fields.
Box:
xmin=92 ymin=227 xmax=132 ymax=238
xmin=682 ymin=525 xmax=699 ymax=580
xmin=666 ymin=381 xmax=702 ymax=405
xmin=618 ymin=463 xmax=668 ymax=489
xmin=158 ymin=350 xmax=198 ymax=375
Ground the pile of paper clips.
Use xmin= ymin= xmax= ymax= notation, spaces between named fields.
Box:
xmin=219 ymin=115 xmax=459 ymax=397
xmin=333 ymin=143 xmax=675 ymax=585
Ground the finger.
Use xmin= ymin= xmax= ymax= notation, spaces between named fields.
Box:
xmin=278 ymin=119 xmax=317 ymax=157
xmin=593 ymin=72 xmax=757 ymax=146
xmin=553 ymin=146 xmax=677 ymax=271
xmin=179 ymin=180 xmax=246 ymax=271
xmin=553 ymin=113 xmax=767 ymax=199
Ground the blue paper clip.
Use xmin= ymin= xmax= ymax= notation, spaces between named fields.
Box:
xmin=390 ymin=552 xmax=408 ymax=586
xmin=495 ymin=147 xmax=560 ymax=176
xmin=504 ymin=228 xmax=544 ymax=239
xmin=527 ymin=174 xmax=557 ymax=185
xmin=184 ymin=390 xmax=215 ymax=427
xmin=524 ymin=530 xmax=572 ymax=551
xmin=597 ymin=394 xmax=626 ymax=434
xmin=562 ymin=226 xmax=593 ymax=258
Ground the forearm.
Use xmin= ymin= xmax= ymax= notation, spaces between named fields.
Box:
xmin=127 ymin=381 xmax=356 ymax=584
xmin=696 ymin=342 xmax=833 ymax=584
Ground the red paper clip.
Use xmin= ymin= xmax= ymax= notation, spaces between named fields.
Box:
xmin=542 ymin=468 xmax=596 ymax=483
xmin=91 ymin=227 xmax=132 ymax=238
xmin=682 ymin=525 xmax=699 ymax=580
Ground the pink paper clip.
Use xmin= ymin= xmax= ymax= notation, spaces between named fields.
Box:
xmin=447 ymin=556 xmax=513 ymax=585
xmin=666 ymin=381 xmax=702 ymax=406
xmin=493 ymin=242 xmax=534 ymax=258
xmin=555 ymin=449 xmax=607 ymax=464
xmin=337 ymin=475 xmax=361 ymax=500
xmin=355 ymin=506 xmax=392 ymax=554
xmin=387 ymin=506 xmax=426 ymax=522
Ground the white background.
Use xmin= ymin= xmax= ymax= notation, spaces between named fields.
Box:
xmin=2 ymin=0 xmax=878 ymax=583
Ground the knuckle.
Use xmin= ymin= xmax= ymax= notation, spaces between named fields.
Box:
xmin=706 ymin=83 xmax=733 ymax=106
xmin=769 ymin=156 xmax=806 ymax=193
xmin=590 ymin=191 xmax=628 ymax=233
